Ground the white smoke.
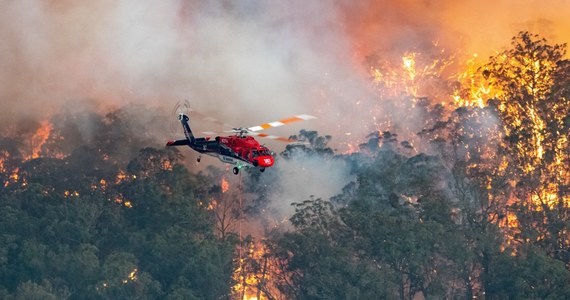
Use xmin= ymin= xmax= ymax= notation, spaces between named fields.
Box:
xmin=267 ymin=153 xmax=354 ymax=221
xmin=2 ymin=1 xmax=570 ymax=224
xmin=221 ymin=150 xmax=354 ymax=236
xmin=3 ymin=0 xmax=569 ymax=149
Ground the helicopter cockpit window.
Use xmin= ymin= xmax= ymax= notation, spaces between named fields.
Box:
xmin=251 ymin=150 xmax=260 ymax=158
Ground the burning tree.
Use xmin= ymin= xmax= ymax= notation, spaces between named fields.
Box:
xmin=2 ymin=28 xmax=570 ymax=299
xmin=483 ymin=32 xmax=570 ymax=264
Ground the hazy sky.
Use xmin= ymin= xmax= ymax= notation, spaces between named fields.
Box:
xmin=1 ymin=0 xmax=568 ymax=147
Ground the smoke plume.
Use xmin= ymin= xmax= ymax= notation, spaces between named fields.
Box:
xmin=2 ymin=1 xmax=569 ymax=147
xmin=2 ymin=1 xmax=570 ymax=229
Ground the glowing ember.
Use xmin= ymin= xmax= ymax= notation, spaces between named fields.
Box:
xmin=115 ymin=170 xmax=127 ymax=184
xmin=207 ymin=199 xmax=218 ymax=211
xmin=162 ymin=159 xmax=173 ymax=171
xmin=122 ymin=268 xmax=138 ymax=284
xmin=342 ymin=143 xmax=359 ymax=154
xmin=64 ymin=190 xmax=80 ymax=198
xmin=0 ymin=150 xmax=7 ymax=173
xmin=128 ymin=268 xmax=138 ymax=281
xmin=222 ymin=176 xmax=230 ymax=193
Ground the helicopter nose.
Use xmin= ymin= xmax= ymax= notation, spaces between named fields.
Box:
xmin=258 ymin=156 xmax=274 ymax=167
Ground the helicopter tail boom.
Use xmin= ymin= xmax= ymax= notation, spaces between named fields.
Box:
xmin=178 ymin=114 xmax=195 ymax=143
xmin=166 ymin=139 xmax=190 ymax=146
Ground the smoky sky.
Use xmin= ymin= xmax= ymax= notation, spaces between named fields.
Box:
xmin=1 ymin=0 xmax=569 ymax=150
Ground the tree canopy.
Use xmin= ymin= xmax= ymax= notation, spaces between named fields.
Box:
xmin=1 ymin=32 xmax=570 ymax=299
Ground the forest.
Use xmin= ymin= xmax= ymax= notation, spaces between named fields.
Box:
xmin=1 ymin=32 xmax=569 ymax=299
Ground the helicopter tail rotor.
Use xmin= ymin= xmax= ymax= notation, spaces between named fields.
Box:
xmin=170 ymin=100 xmax=193 ymax=136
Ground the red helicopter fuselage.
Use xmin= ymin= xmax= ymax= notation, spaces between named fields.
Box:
xmin=167 ymin=114 xmax=275 ymax=174
xmin=217 ymin=136 xmax=275 ymax=168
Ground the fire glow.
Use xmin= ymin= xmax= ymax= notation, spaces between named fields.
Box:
xmin=339 ymin=32 xmax=570 ymax=254
xmin=222 ymin=176 xmax=230 ymax=193
xmin=0 ymin=3 xmax=568 ymax=296
xmin=233 ymin=241 xmax=277 ymax=300
xmin=28 ymin=121 xmax=52 ymax=160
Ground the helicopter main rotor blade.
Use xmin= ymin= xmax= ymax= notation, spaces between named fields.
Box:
xmin=202 ymin=130 xmax=293 ymax=142
xmin=201 ymin=130 xmax=293 ymax=142
xmin=198 ymin=113 xmax=317 ymax=141
xmin=248 ymin=132 xmax=293 ymax=142
xmin=247 ymin=114 xmax=316 ymax=132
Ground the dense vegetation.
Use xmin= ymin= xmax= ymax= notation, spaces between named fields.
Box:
xmin=1 ymin=32 xmax=569 ymax=299
xmin=0 ymin=110 xmax=236 ymax=299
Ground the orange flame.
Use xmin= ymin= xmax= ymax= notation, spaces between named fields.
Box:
xmin=0 ymin=150 xmax=8 ymax=173
xmin=232 ymin=241 xmax=277 ymax=300
xmin=361 ymin=36 xmax=570 ymax=257
xmin=222 ymin=176 xmax=229 ymax=193
xmin=207 ymin=199 xmax=218 ymax=211
xmin=28 ymin=121 xmax=53 ymax=160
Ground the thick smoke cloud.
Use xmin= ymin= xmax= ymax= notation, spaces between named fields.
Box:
xmin=2 ymin=1 xmax=569 ymax=145
xmin=3 ymin=0 xmax=569 ymax=236
xmin=265 ymin=153 xmax=353 ymax=223
xmin=0 ymin=1 xmax=361 ymax=140
xmin=2 ymin=0 xmax=569 ymax=149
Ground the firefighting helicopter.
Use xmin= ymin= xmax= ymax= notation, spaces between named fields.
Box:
xmin=166 ymin=107 xmax=316 ymax=175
